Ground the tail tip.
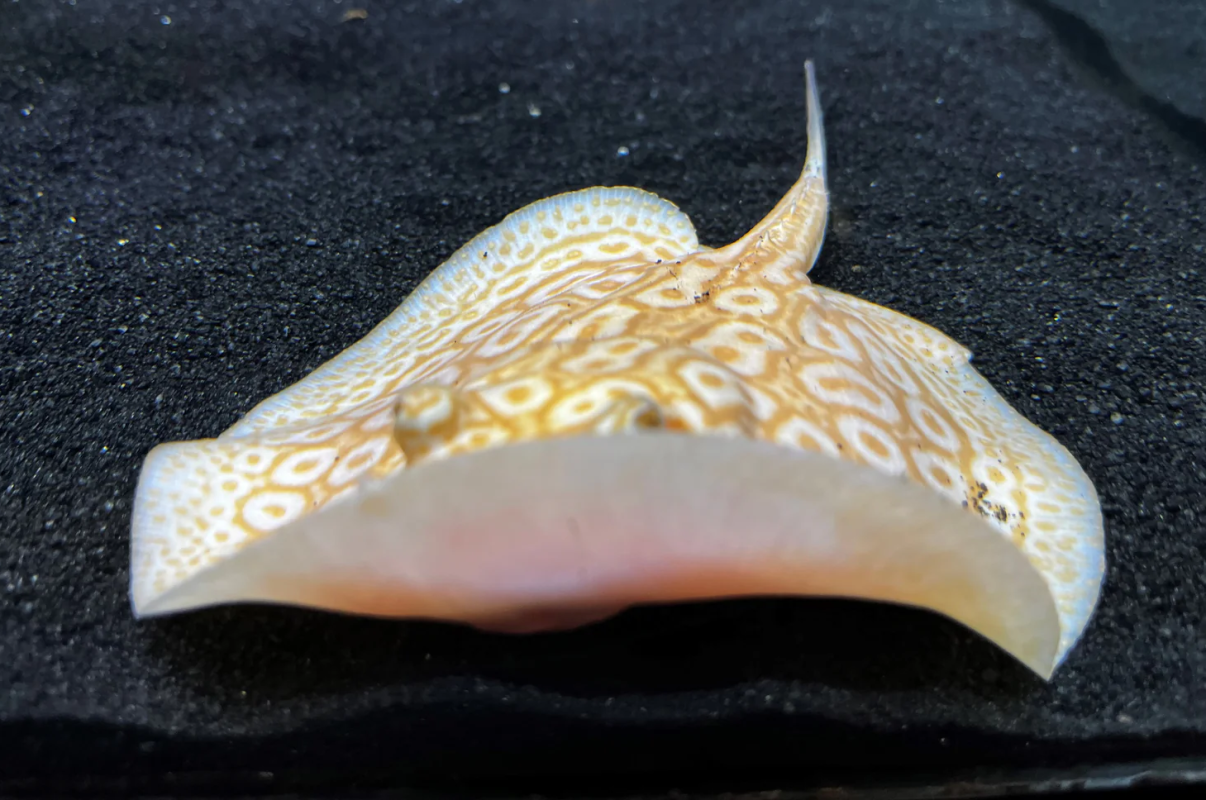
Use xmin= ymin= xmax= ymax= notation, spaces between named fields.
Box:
xmin=802 ymin=58 xmax=826 ymax=182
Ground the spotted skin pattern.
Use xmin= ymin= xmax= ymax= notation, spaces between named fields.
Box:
xmin=132 ymin=63 xmax=1103 ymax=662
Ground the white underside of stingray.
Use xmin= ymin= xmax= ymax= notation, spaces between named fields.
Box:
xmin=130 ymin=62 xmax=1105 ymax=680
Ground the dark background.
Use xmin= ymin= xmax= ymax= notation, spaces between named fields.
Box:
xmin=1 ymin=0 xmax=1204 ymax=795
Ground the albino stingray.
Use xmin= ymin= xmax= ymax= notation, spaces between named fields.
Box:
xmin=130 ymin=62 xmax=1105 ymax=679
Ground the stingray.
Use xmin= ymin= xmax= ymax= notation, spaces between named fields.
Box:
xmin=130 ymin=62 xmax=1105 ymax=679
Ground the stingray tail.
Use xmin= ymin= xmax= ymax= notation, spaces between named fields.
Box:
xmin=713 ymin=60 xmax=829 ymax=278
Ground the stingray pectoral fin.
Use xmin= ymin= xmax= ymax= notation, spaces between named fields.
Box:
xmin=135 ymin=433 xmax=1062 ymax=679
xmin=222 ymin=185 xmax=703 ymax=439
xmin=811 ymin=287 xmax=1105 ymax=670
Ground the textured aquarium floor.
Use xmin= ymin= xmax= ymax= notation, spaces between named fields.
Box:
xmin=1 ymin=0 xmax=1204 ymax=794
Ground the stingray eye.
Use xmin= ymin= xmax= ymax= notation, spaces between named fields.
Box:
xmin=591 ymin=393 xmax=665 ymax=435
xmin=392 ymin=384 xmax=464 ymax=462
